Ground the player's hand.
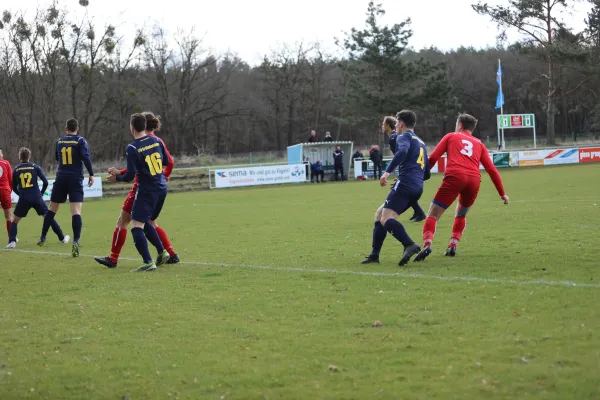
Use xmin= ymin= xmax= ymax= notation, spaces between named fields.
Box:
xmin=107 ymin=174 xmax=117 ymax=183
xmin=107 ymin=167 xmax=119 ymax=176
xmin=501 ymin=194 xmax=509 ymax=204
xmin=380 ymin=172 xmax=390 ymax=187
xmin=88 ymin=176 xmax=95 ymax=187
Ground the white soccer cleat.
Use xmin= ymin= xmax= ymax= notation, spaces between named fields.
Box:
xmin=62 ymin=235 xmax=71 ymax=244
xmin=5 ymin=242 xmax=16 ymax=249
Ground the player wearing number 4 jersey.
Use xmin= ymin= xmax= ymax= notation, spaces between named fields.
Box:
xmin=361 ymin=110 xmax=431 ymax=267
xmin=105 ymin=113 xmax=171 ymax=272
xmin=39 ymin=118 xmax=94 ymax=257
xmin=414 ymin=113 xmax=509 ymax=262
xmin=94 ymin=112 xmax=179 ymax=269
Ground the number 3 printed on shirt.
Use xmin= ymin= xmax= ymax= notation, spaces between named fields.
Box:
xmin=460 ymin=139 xmax=473 ymax=157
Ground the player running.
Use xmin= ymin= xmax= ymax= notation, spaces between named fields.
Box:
xmin=108 ymin=113 xmax=170 ymax=272
xmin=0 ymin=146 xmax=14 ymax=240
xmin=6 ymin=148 xmax=70 ymax=248
xmin=39 ymin=118 xmax=94 ymax=257
xmin=94 ymin=112 xmax=179 ymax=268
xmin=362 ymin=110 xmax=431 ymax=266
xmin=414 ymin=113 xmax=509 ymax=262
xmin=384 ymin=116 xmax=427 ymax=222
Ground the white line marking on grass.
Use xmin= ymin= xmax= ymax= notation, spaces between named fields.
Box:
xmin=3 ymin=248 xmax=599 ymax=288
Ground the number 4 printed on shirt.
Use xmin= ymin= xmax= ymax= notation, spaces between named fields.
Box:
xmin=460 ymin=140 xmax=473 ymax=157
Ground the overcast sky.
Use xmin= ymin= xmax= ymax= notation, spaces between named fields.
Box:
xmin=11 ymin=0 xmax=594 ymax=65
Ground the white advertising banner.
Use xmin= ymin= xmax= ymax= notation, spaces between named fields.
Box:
xmin=542 ymin=148 xmax=579 ymax=165
xmin=11 ymin=178 xmax=103 ymax=203
xmin=214 ymin=164 xmax=307 ymax=188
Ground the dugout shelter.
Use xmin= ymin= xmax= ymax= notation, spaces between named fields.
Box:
xmin=287 ymin=141 xmax=354 ymax=180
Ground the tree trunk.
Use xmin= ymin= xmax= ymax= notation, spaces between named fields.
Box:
xmin=546 ymin=60 xmax=556 ymax=145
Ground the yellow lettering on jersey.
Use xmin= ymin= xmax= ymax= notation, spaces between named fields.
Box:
xmin=16 ymin=166 xmax=35 ymax=172
xmin=58 ymin=140 xmax=79 ymax=145
xmin=416 ymin=147 xmax=425 ymax=169
xmin=137 ymin=142 xmax=160 ymax=153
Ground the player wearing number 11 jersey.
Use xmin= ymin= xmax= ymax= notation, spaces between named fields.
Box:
xmin=414 ymin=113 xmax=509 ymax=262
xmin=39 ymin=118 xmax=94 ymax=257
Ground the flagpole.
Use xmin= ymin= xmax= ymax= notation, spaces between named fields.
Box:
xmin=498 ymin=58 xmax=505 ymax=150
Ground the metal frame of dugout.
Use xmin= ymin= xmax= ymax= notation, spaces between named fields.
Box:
xmin=287 ymin=141 xmax=354 ymax=181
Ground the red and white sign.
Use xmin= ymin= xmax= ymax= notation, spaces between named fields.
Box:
xmin=511 ymin=115 xmax=523 ymax=127
xmin=579 ymin=147 xmax=600 ymax=163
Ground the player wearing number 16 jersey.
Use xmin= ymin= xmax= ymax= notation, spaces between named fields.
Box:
xmin=414 ymin=113 xmax=509 ymax=262
xmin=94 ymin=112 xmax=179 ymax=269
xmin=111 ymin=113 xmax=171 ymax=272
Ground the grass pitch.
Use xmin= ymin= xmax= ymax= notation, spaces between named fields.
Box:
xmin=1 ymin=164 xmax=599 ymax=399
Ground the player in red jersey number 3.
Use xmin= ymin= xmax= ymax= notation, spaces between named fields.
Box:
xmin=414 ymin=113 xmax=509 ymax=262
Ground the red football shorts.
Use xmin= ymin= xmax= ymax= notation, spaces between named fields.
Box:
xmin=432 ymin=174 xmax=481 ymax=209
xmin=122 ymin=186 xmax=137 ymax=214
xmin=0 ymin=188 xmax=11 ymax=210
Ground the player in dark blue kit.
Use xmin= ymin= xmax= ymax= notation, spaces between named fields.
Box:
xmin=107 ymin=113 xmax=170 ymax=272
xmin=39 ymin=118 xmax=94 ymax=256
xmin=362 ymin=110 xmax=430 ymax=266
xmin=385 ymin=116 xmax=426 ymax=222
xmin=5 ymin=148 xmax=69 ymax=249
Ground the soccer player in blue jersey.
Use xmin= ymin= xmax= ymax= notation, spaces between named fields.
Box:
xmin=39 ymin=118 xmax=94 ymax=256
xmin=362 ymin=110 xmax=430 ymax=266
xmin=384 ymin=116 xmax=427 ymax=222
xmin=107 ymin=113 xmax=170 ymax=272
xmin=6 ymin=148 xmax=69 ymax=249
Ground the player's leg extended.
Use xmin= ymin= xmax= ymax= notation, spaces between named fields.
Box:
xmin=150 ymin=220 xmax=179 ymax=264
xmin=39 ymin=201 xmax=60 ymax=246
xmin=447 ymin=181 xmax=479 ymax=256
xmin=446 ymin=203 xmax=469 ymax=257
xmin=94 ymin=210 xmax=131 ymax=268
xmin=5 ymin=216 xmax=21 ymax=248
xmin=36 ymin=200 xmax=68 ymax=244
xmin=70 ymin=202 xmax=83 ymax=257
xmin=380 ymin=208 xmax=421 ymax=266
xmin=409 ymin=201 xmax=426 ymax=222
xmin=361 ymin=204 xmax=386 ymax=264
xmin=3 ymin=209 xmax=12 ymax=239
xmin=130 ymin=220 xmax=156 ymax=271
xmin=144 ymin=191 xmax=169 ymax=266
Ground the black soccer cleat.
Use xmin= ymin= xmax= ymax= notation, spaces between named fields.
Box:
xmin=445 ymin=246 xmax=456 ymax=257
xmin=94 ymin=256 xmax=117 ymax=268
xmin=166 ymin=254 xmax=180 ymax=264
xmin=72 ymin=242 xmax=80 ymax=258
xmin=37 ymin=237 xmax=46 ymax=247
xmin=361 ymin=254 xmax=380 ymax=264
xmin=410 ymin=212 xmax=426 ymax=223
xmin=398 ymin=243 xmax=421 ymax=266
xmin=413 ymin=246 xmax=432 ymax=262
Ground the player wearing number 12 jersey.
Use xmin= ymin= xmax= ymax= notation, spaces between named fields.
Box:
xmin=6 ymin=148 xmax=69 ymax=249
xmin=110 ymin=113 xmax=171 ymax=272
xmin=414 ymin=113 xmax=509 ymax=262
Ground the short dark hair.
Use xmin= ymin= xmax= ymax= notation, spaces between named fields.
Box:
xmin=457 ymin=113 xmax=478 ymax=132
xmin=19 ymin=147 xmax=31 ymax=162
xmin=130 ymin=113 xmax=147 ymax=133
xmin=384 ymin=116 xmax=397 ymax=130
xmin=66 ymin=118 xmax=79 ymax=132
xmin=142 ymin=111 xmax=161 ymax=131
xmin=396 ymin=110 xmax=416 ymax=129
